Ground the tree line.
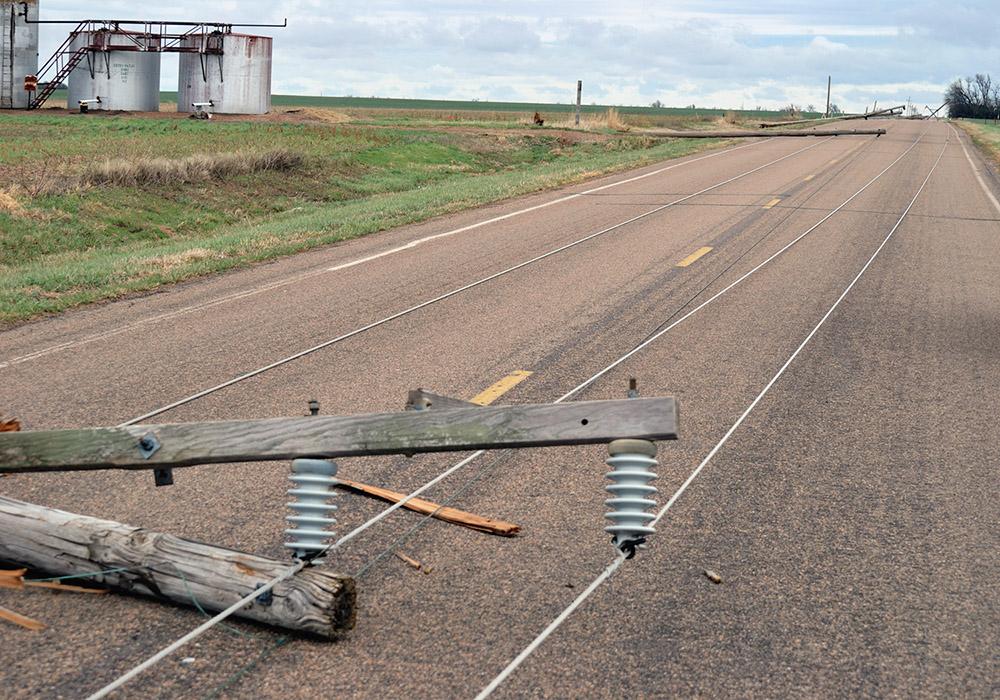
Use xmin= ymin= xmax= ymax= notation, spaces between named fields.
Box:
xmin=946 ymin=74 xmax=1000 ymax=118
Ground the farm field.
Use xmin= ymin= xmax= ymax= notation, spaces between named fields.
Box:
xmin=0 ymin=102 xmax=748 ymax=326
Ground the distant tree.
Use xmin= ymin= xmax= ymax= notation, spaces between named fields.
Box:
xmin=784 ymin=103 xmax=801 ymax=117
xmin=946 ymin=74 xmax=1000 ymax=118
xmin=650 ymin=99 xmax=664 ymax=108
xmin=828 ymin=103 xmax=843 ymax=116
xmin=807 ymin=103 xmax=816 ymax=112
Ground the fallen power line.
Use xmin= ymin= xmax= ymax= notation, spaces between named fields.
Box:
xmin=646 ymin=128 xmax=886 ymax=138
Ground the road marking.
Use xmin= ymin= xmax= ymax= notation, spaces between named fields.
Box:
xmin=121 ymin=140 xmax=835 ymax=426
xmin=829 ymin=158 xmax=840 ymax=165
xmin=90 ymin=128 xmax=914 ymax=700
xmin=763 ymin=198 xmax=782 ymax=209
xmin=804 ymin=174 xmax=816 ymax=181
xmin=1 ymin=142 xmax=769 ymax=371
xmin=470 ymin=370 xmax=533 ymax=406
xmin=676 ymin=246 xmax=713 ymax=267
xmin=949 ymin=123 xmax=1000 ymax=215
xmin=475 ymin=128 xmax=948 ymax=700
xmin=325 ymin=142 xmax=766 ymax=273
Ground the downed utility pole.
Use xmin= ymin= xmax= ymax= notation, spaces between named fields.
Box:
xmin=646 ymin=128 xmax=885 ymax=139
xmin=0 ymin=398 xmax=677 ymax=475
xmin=0 ymin=496 xmax=356 ymax=637
xmin=760 ymin=105 xmax=904 ymax=129
xmin=0 ymin=396 xmax=677 ymax=634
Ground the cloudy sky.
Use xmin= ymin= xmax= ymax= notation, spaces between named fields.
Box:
xmin=39 ymin=1 xmax=999 ymax=112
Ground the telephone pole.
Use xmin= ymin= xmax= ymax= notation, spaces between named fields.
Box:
xmin=825 ymin=76 xmax=831 ymax=117
xmin=575 ymin=80 xmax=582 ymax=125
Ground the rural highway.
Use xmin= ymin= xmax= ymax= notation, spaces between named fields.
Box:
xmin=2 ymin=119 xmax=998 ymax=698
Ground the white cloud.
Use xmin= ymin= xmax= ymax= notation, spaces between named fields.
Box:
xmin=32 ymin=1 xmax=999 ymax=112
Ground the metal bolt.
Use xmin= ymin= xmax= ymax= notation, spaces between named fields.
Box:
xmin=308 ymin=399 xmax=320 ymax=416
xmin=285 ymin=458 xmax=338 ymax=559
xmin=605 ymin=439 xmax=658 ymax=558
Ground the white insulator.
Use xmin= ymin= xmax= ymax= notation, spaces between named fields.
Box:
xmin=605 ymin=439 xmax=658 ymax=557
xmin=284 ymin=458 xmax=338 ymax=559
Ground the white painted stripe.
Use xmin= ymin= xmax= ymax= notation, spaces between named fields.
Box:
xmin=121 ymin=139 xmax=833 ymax=426
xmin=2 ymin=141 xmax=764 ymax=370
xmin=949 ymin=123 xmax=1000 ymax=215
xmin=473 ymin=126 xmax=944 ymax=699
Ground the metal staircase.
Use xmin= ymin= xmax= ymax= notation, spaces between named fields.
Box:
xmin=30 ymin=47 xmax=88 ymax=109
xmin=28 ymin=21 xmax=91 ymax=109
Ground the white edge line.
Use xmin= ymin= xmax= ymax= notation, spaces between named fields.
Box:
xmin=121 ymin=138 xmax=833 ymax=425
xmin=2 ymin=140 xmax=764 ymax=369
xmin=474 ymin=130 xmax=947 ymax=699
xmin=948 ymin=123 xmax=1000 ymax=215
xmin=83 ymin=135 xmax=847 ymax=694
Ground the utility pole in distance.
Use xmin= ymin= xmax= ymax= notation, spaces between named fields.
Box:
xmin=576 ymin=80 xmax=582 ymax=125
xmin=825 ymin=76 xmax=831 ymax=117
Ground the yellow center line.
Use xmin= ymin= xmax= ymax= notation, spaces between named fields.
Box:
xmin=471 ymin=370 xmax=534 ymax=405
xmin=804 ymin=174 xmax=816 ymax=181
xmin=763 ymin=197 xmax=782 ymax=209
xmin=676 ymin=246 xmax=713 ymax=268
xmin=829 ymin=158 xmax=840 ymax=165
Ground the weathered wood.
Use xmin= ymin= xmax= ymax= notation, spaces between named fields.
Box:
xmin=759 ymin=107 xmax=903 ymax=128
xmin=0 ymin=397 xmax=678 ymax=474
xmin=335 ymin=478 xmax=521 ymax=537
xmin=0 ymin=604 xmax=44 ymax=631
xmin=405 ymin=389 xmax=479 ymax=411
xmin=647 ymin=128 xmax=886 ymax=138
xmin=0 ymin=497 xmax=355 ymax=638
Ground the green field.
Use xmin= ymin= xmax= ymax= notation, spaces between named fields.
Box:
xmin=0 ymin=105 xmax=737 ymax=325
xmin=43 ymin=89 xmax=816 ymax=120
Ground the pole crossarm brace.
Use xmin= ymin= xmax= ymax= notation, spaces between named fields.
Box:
xmin=0 ymin=398 xmax=678 ymax=474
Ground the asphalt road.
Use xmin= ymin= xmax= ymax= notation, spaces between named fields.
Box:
xmin=1 ymin=119 xmax=997 ymax=698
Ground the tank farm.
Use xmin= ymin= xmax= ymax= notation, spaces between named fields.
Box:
xmin=1 ymin=4 xmax=283 ymax=115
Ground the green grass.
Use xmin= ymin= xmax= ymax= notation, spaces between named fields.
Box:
xmin=43 ymin=89 xmax=821 ymax=121
xmin=956 ymin=119 xmax=1000 ymax=167
xmin=0 ymin=110 xmax=727 ymax=325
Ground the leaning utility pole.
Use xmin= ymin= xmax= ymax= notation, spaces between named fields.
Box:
xmin=825 ymin=75 xmax=832 ymax=117
xmin=575 ymin=80 xmax=582 ymax=125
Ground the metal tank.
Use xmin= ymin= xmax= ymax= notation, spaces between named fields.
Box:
xmin=178 ymin=33 xmax=272 ymax=115
xmin=1 ymin=0 xmax=39 ymax=109
xmin=67 ymin=30 xmax=161 ymax=111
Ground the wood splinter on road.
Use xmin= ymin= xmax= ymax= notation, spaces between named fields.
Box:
xmin=336 ymin=478 xmax=521 ymax=537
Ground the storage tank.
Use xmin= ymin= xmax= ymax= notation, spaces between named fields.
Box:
xmin=67 ymin=30 xmax=161 ymax=111
xmin=0 ymin=0 xmax=39 ymax=109
xmin=178 ymin=33 xmax=272 ymax=115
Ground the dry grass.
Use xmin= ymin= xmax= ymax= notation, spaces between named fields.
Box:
xmin=141 ymin=248 xmax=224 ymax=273
xmin=0 ymin=189 xmax=22 ymax=215
xmin=723 ymin=110 xmax=739 ymax=124
xmin=80 ymin=149 xmax=304 ymax=187
xmin=294 ymin=107 xmax=352 ymax=124
xmin=548 ymin=107 xmax=630 ymax=131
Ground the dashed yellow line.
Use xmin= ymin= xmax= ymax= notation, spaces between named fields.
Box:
xmin=829 ymin=158 xmax=840 ymax=165
xmin=471 ymin=370 xmax=534 ymax=405
xmin=804 ymin=174 xmax=816 ymax=182
xmin=676 ymin=246 xmax=713 ymax=268
xmin=763 ymin=198 xmax=782 ymax=209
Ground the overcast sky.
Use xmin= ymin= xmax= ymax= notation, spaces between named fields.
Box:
xmin=40 ymin=1 xmax=999 ymax=112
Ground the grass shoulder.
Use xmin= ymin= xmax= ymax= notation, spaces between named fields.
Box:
xmin=954 ymin=119 xmax=1000 ymax=168
xmin=0 ymin=110 xmax=728 ymax=326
